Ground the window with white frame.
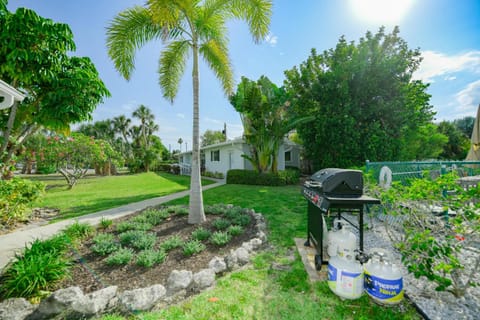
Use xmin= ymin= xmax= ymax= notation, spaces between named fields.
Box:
xmin=211 ymin=150 xmax=220 ymax=161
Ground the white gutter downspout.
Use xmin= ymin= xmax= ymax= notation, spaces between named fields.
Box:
xmin=0 ymin=79 xmax=25 ymax=110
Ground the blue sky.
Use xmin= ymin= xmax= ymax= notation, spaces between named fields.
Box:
xmin=7 ymin=0 xmax=480 ymax=151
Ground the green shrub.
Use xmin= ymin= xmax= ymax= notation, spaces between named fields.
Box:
xmin=63 ymin=221 xmax=94 ymax=241
xmin=99 ymin=217 xmax=113 ymax=230
xmin=119 ymin=230 xmax=156 ymax=250
xmin=91 ymin=234 xmax=120 ymax=256
xmin=136 ymin=249 xmax=167 ymax=267
xmin=160 ymin=235 xmax=184 ymax=251
xmin=116 ymin=221 xmax=134 ymax=233
xmin=205 ymin=204 xmax=228 ymax=215
xmin=182 ymin=240 xmax=206 ymax=256
xmin=0 ymin=235 xmax=71 ymax=299
xmin=142 ymin=208 xmax=170 ymax=225
xmin=36 ymin=164 xmax=56 ymax=174
xmin=223 ymin=206 xmax=245 ymax=219
xmin=0 ymin=177 xmax=45 ymax=226
xmin=227 ymin=225 xmax=243 ymax=236
xmin=191 ymin=227 xmax=212 ymax=241
xmin=203 ymin=171 xmax=224 ymax=179
xmin=226 ymin=168 xmax=300 ymax=186
xmin=106 ymin=248 xmax=134 ymax=265
xmin=174 ymin=206 xmax=189 ymax=215
xmin=210 ymin=231 xmax=231 ymax=246
xmin=212 ymin=218 xmax=232 ymax=230
xmin=231 ymin=214 xmax=251 ymax=226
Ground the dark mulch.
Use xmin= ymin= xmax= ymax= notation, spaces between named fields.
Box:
xmin=57 ymin=209 xmax=258 ymax=294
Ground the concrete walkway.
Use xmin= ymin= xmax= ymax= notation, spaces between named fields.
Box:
xmin=0 ymin=180 xmax=225 ymax=271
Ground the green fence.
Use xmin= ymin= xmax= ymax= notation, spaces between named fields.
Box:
xmin=365 ymin=160 xmax=480 ymax=186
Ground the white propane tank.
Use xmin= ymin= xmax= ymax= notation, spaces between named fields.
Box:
xmin=364 ymin=252 xmax=404 ymax=305
xmin=327 ymin=255 xmax=364 ymax=300
xmin=327 ymin=220 xmax=357 ymax=258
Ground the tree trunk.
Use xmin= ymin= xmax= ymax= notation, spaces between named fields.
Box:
xmin=188 ymin=41 xmax=206 ymax=224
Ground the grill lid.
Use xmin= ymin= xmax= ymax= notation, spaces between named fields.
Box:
xmin=306 ymin=168 xmax=363 ymax=196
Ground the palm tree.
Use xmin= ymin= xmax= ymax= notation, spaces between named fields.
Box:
xmin=112 ymin=115 xmax=132 ymax=145
xmin=178 ymin=137 xmax=183 ymax=152
xmin=132 ymin=105 xmax=155 ymax=146
xmin=107 ymin=0 xmax=272 ymax=224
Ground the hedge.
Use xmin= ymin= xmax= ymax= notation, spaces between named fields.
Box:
xmin=226 ymin=168 xmax=300 ymax=186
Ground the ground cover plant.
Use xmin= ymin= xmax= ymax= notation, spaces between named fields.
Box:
xmin=25 ymin=172 xmax=215 ymax=221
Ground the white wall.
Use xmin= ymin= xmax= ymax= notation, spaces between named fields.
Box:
xmin=205 ymin=144 xmax=245 ymax=176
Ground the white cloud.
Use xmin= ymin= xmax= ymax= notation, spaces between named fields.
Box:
xmin=176 ymin=113 xmax=185 ymax=119
xmin=121 ymin=100 xmax=138 ymax=112
xmin=455 ymin=80 xmax=480 ymax=114
xmin=444 ymin=76 xmax=457 ymax=81
xmin=413 ymin=50 xmax=480 ymax=83
xmin=265 ymin=33 xmax=278 ymax=47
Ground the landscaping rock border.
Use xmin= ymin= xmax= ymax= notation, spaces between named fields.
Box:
xmin=0 ymin=208 xmax=267 ymax=320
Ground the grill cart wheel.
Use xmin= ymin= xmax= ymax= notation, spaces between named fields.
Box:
xmin=315 ymin=254 xmax=322 ymax=271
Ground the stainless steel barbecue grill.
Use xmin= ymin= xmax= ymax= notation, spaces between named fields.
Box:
xmin=303 ymin=168 xmax=380 ymax=270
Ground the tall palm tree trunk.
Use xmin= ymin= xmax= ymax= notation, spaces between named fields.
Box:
xmin=188 ymin=43 xmax=206 ymax=224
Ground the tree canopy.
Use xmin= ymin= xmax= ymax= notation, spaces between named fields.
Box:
xmin=284 ymin=27 xmax=435 ymax=170
xmin=0 ymin=3 xmax=109 ymax=176
xmin=201 ymin=130 xmax=226 ymax=147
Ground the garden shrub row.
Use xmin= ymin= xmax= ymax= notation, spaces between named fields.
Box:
xmin=226 ymin=168 xmax=300 ymax=186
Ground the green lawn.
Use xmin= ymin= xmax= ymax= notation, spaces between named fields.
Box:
xmin=29 ymin=172 xmax=215 ymax=220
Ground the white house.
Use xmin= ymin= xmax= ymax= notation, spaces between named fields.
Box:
xmin=0 ymin=79 xmax=25 ymax=110
xmin=178 ymin=137 xmax=302 ymax=177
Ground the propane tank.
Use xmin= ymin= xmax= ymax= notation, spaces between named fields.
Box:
xmin=327 ymin=220 xmax=357 ymax=258
xmin=364 ymin=251 xmax=404 ymax=305
xmin=327 ymin=255 xmax=364 ymax=300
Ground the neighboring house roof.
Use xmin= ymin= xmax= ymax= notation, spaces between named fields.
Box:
xmin=178 ymin=137 xmax=301 ymax=156
xmin=0 ymin=79 xmax=25 ymax=110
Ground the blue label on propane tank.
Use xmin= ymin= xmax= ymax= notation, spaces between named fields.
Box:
xmin=328 ymin=263 xmax=337 ymax=281
xmin=364 ymin=273 xmax=403 ymax=300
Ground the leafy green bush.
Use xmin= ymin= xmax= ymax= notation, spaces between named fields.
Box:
xmin=116 ymin=221 xmax=152 ymax=232
xmin=36 ymin=164 xmax=56 ymax=174
xmin=160 ymin=235 xmax=184 ymax=251
xmin=119 ymin=230 xmax=156 ymax=250
xmin=212 ymin=218 xmax=232 ymax=230
xmin=141 ymin=208 xmax=170 ymax=226
xmin=99 ymin=217 xmax=113 ymax=230
xmin=191 ymin=227 xmax=212 ymax=241
xmin=210 ymin=231 xmax=231 ymax=246
xmin=0 ymin=177 xmax=45 ymax=226
xmin=205 ymin=204 xmax=228 ymax=215
xmin=182 ymin=240 xmax=206 ymax=256
xmin=91 ymin=234 xmax=120 ymax=256
xmin=174 ymin=206 xmax=189 ymax=215
xmin=106 ymin=248 xmax=134 ymax=266
xmin=0 ymin=235 xmax=71 ymax=299
xmin=203 ymin=171 xmax=224 ymax=179
xmin=227 ymin=225 xmax=243 ymax=236
xmin=136 ymin=249 xmax=167 ymax=267
xmin=63 ymin=221 xmax=94 ymax=241
xmin=226 ymin=169 xmax=299 ymax=186
xmin=231 ymin=214 xmax=251 ymax=227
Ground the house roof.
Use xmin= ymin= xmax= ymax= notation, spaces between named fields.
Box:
xmin=0 ymin=79 xmax=26 ymax=110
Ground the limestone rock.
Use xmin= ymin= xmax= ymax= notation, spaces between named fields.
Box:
xmin=118 ymin=284 xmax=166 ymax=312
xmin=0 ymin=298 xmax=36 ymax=320
xmin=72 ymin=285 xmax=117 ymax=315
xmin=208 ymin=256 xmax=227 ymax=274
xmin=166 ymin=270 xmax=193 ymax=296
xmin=33 ymin=286 xmax=84 ymax=319
xmin=234 ymin=247 xmax=250 ymax=265
xmin=193 ymin=268 xmax=216 ymax=290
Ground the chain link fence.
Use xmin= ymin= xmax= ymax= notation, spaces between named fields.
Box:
xmin=365 ymin=160 xmax=480 ymax=186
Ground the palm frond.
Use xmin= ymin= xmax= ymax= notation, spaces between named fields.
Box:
xmin=230 ymin=0 xmax=272 ymax=43
xmin=158 ymin=40 xmax=190 ymax=102
xmin=200 ymin=38 xmax=233 ymax=95
xmin=106 ymin=6 xmax=162 ymax=80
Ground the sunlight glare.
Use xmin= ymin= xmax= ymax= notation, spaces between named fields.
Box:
xmin=350 ymin=0 xmax=414 ymax=25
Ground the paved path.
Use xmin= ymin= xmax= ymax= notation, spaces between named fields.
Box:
xmin=0 ymin=180 xmax=225 ymax=271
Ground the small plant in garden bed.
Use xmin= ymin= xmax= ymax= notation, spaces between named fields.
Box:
xmin=205 ymin=204 xmax=228 ymax=215
xmin=212 ymin=218 xmax=232 ymax=230
xmin=160 ymin=235 xmax=184 ymax=251
xmin=210 ymin=231 xmax=232 ymax=246
xmin=91 ymin=234 xmax=120 ymax=256
xmin=119 ymin=230 xmax=156 ymax=250
xmin=141 ymin=208 xmax=170 ymax=225
xmin=106 ymin=248 xmax=134 ymax=266
xmin=63 ymin=221 xmax=94 ymax=241
xmin=227 ymin=225 xmax=243 ymax=236
xmin=0 ymin=234 xmax=72 ymax=300
xmin=116 ymin=221 xmax=152 ymax=232
xmin=182 ymin=239 xmax=206 ymax=256
xmin=99 ymin=217 xmax=113 ymax=230
xmin=191 ymin=227 xmax=212 ymax=241
xmin=136 ymin=249 xmax=167 ymax=267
